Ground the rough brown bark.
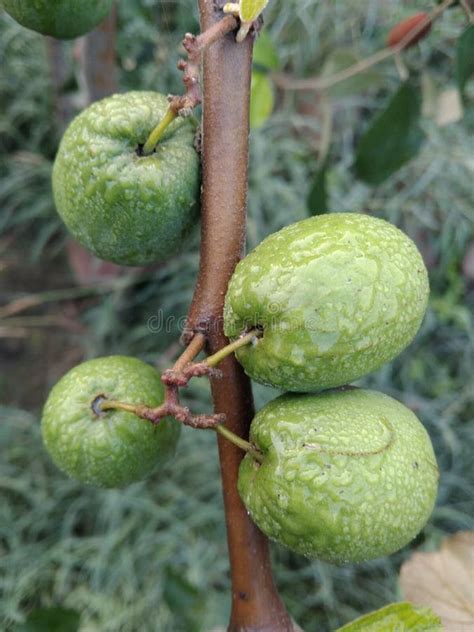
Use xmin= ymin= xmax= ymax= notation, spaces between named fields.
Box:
xmin=186 ymin=1 xmax=294 ymax=630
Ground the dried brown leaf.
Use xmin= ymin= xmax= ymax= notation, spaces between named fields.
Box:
xmin=400 ymin=531 xmax=474 ymax=631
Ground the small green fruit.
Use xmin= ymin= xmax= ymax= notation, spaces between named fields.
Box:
xmin=52 ymin=92 xmax=200 ymax=266
xmin=224 ymin=213 xmax=429 ymax=391
xmin=41 ymin=356 xmax=180 ymax=488
xmin=238 ymin=388 xmax=438 ymax=564
xmin=1 ymin=0 xmax=113 ymax=39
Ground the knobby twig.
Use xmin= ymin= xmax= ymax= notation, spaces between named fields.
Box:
xmin=163 ymin=329 xmax=261 ymax=386
xmin=96 ymin=332 xmax=225 ymax=429
xmin=143 ymin=13 xmax=238 ymax=154
xmin=96 ymin=330 xmax=265 ymax=438
xmin=171 ymin=14 xmax=238 ymax=116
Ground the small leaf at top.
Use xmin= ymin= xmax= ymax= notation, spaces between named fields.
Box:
xmin=253 ymin=31 xmax=280 ymax=72
xmin=335 ymin=602 xmax=442 ymax=631
xmin=400 ymin=531 xmax=474 ymax=631
xmin=250 ymin=71 xmax=274 ymax=128
xmin=354 ymin=80 xmax=424 ymax=185
xmin=307 ymin=164 xmax=328 ymax=215
xmin=456 ymin=25 xmax=474 ymax=98
xmin=15 ymin=608 xmax=81 ymax=632
xmin=240 ymin=0 xmax=270 ymax=23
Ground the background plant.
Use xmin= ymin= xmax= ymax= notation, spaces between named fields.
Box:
xmin=0 ymin=1 xmax=473 ymax=630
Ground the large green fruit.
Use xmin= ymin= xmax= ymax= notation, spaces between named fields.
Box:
xmin=52 ymin=92 xmax=200 ymax=266
xmin=41 ymin=356 xmax=180 ymax=488
xmin=238 ymin=388 xmax=438 ymax=564
xmin=1 ymin=0 xmax=113 ymax=39
xmin=224 ymin=213 xmax=429 ymax=392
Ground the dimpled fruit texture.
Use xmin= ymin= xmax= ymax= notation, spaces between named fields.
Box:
xmin=1 ymin=0 xmax=113 ymax=39
xmin=238 ymin=388 xmax=439 ymax=564
xmin=52 ymin=92 xmax=200 ymax=266
xmin=224 ymin=213 xmax=429 ymax=391
xmin=41 ymin=356 xmax=180 ymax=488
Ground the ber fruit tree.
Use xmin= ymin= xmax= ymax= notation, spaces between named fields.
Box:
xmin=4 ymin=0 xmax=469 ymax=629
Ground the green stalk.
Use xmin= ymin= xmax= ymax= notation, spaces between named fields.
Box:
xmin=205 ymin=329 xmax=262 ymax=368
xmin=142 ymin=107 xmax=177 ymax=155
xmin=216 ymin=424 xmax=264 ymax=463
xmin=98 ymin=399 xmax=139 ymax=414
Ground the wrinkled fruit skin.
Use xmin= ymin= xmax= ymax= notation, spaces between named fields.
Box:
xmin=238 ymin=388 xmax=439 ymax=564
xmin=1 ymin=0 xmax=113 ymax=39
xmin=224 ymin=213 xmax=429 ymax=392
xmin=41 ymin=356 xmax=180 ymax=488
xmin=53 ymin=92 xmax=200 ymax=266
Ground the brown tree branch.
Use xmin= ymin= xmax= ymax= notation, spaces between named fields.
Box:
xmin=183 ymin=1 xmax=294 ymax=630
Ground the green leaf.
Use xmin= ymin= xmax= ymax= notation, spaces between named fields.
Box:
xmin=307 ymin=164 xmax=328 ymax=215
xmin=354 ymin=81 xmax=424 ymax=185
xmin=456 ymin=26 xmax=474 ymax=97
xmin=400 ymin=531 xmax=474 ymax=631
xmin=240 ymin=0 xmax=270 ymax=22
xmin=336 ymin=602 xmax=443 ymax=631
xmin=321 ymin=48 xmax=384 ymax=98
xmin=250 ymin=71 xmax=274 ymax=128
xmin=253 ymin=31 xmax=280 ymax=72
xmin=16 ymin=608 xmax=80 ymax=632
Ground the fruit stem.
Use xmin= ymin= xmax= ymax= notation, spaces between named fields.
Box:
xmin=97 ymin=398 xmax=143 ymax=415
xmin=93 ymin=390 xmax=224 ymax=429
xmin=95 ymin=394 xmax=263 ymax=461
xmin=142 ymin=107 xmax=177 ymax=155
xmin=216 ymin=424 xmax=264 ymax=463
xmin=205 ymin=329 xmax=262 ymax=368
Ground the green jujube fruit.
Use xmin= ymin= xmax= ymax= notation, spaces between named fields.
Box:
xmin=1 ymin=0 xmax=113 ymax=39
xmin=224 ymin=213 xmax=429 ymax=392
xmin=52 ymin=92 xmax=200 ymax=266
xmin=41 ymin=356 xmax=180 ymax=488
xmin=238 ymin=388 xmax=439 ymax=564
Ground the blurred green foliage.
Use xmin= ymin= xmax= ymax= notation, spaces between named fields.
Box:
xmin=0 ymin=0 xmax=473 ymax=630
